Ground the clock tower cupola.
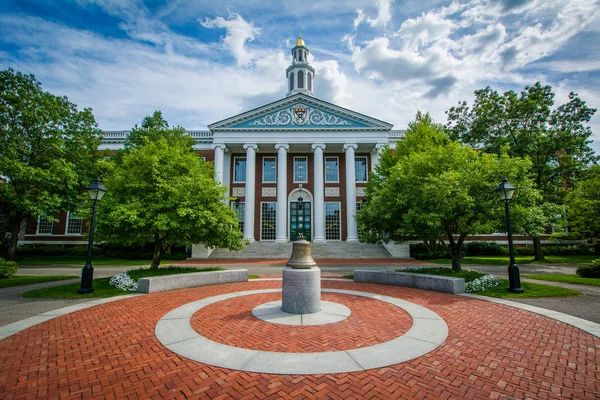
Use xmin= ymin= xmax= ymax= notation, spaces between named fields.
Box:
xmin=286 ymin=36 xmax=315 ymax=97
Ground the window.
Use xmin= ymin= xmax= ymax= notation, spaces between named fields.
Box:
xmin=234 ymin=157 xmax=246 ymax=182
xmin=325 ymin=202 xmax=341 ymax=240
xmin=66 ymin=212 xmax=83 ymax=235
xmin=325 ymin=157 xmax=339 ymax=182
xmin=261 ymin=202 xmax=277 ymax=240
xmin=37 ymin=215 xmax=53 ymax=235
xmin=263 ymin=157 xmax=277 ymax=183
xmin=308 ymin=73 xmax=312 ymax=91
xmin=355 ymin=156 xmax=368 ymax=182
xmin=298 ymin=71 xmax=304 ymax=89
xmin=232 ymin=202 xmax=245 ymax=232
xmin=289 ymin=72 xmax=294 ymax=91
xmin=294 ymin=157 xmax=308 ymax=182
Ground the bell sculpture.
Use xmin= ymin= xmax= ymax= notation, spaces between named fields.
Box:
xmin=282 ymin=235 xmax=321 ymax=314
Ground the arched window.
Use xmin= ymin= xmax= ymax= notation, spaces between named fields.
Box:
xmin=308 ymin=73 xmax=312 ymax=91
xmin=289 ymin=72 xmax=294 ymax=91
xmin=298 ymin=71 xmax=304 ymax=89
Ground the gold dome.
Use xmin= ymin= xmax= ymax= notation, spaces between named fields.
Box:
xmin=295 ymin=36 xmax=305 ymax=47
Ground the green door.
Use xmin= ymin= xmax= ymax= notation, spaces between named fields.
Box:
xmin=290 ymin=201 xmax=311 ymax=241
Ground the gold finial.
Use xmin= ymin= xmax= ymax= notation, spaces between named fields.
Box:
xmin=295 ymin=35 xmax=305 ymax=47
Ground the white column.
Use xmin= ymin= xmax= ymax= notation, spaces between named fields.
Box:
xmin=212 ymin=144 xmax=227 ymax=184
xmin=275 ymin=143 xmax=289 ymax=242
xmin=344 ymin=143 xmax=359 ymax=242
xmin=373 ymin=143 xmax=386 ymax=170
xmin=243 ymin=143 xmax=258 ymax=242
xmin=312 ymin=143 xmax=326 ymax=242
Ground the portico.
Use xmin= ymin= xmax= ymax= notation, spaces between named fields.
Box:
xmin=206 ymin=36 xmax=393 ymax=244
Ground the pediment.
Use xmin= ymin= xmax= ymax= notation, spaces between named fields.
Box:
xmin=209 ymin=94 xmax=392 ymax=131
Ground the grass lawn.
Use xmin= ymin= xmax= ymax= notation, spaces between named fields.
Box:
xmin=474 ymin=279 xmax=582 ymax=298
xmin=16 ymin=255 xmax=152 ymax=266
xmin=522 ymin=274 xmax=600 ymax=287
xmin=0 ymin=275 xmax=77 ymax=289
xmin=22 ymin=277 xmax=128 ymax=298
xmin=428 ymin=255 xmax=598 ymax=265
xmin=22 ymin=266 xmax=227 ymax=298
xmin=397 ymin=267 xmax=581 ymax=298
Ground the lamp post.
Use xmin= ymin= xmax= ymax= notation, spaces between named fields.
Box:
xmin=78 ymin=177 xmax=107 ymax=294
xmin=495 ymin=178 xmax=524 ymax=294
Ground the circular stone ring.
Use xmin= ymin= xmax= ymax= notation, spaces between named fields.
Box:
xmin=155 ymin=288 xmax=448 ymax=375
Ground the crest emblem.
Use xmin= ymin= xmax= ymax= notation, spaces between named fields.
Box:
xmin=293 ymin=107 xmax=307 ymax=124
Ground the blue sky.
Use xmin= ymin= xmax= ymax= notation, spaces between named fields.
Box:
xmin=1 ymin=0 xmax=599 ymax=151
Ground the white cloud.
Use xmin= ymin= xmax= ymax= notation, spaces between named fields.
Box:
xmin=496 ymin=0 xmax=599 ymax=68
xmin=312 ymin=59 xmax=351 ymax=105
xmin=0 ymin=14 xmax=283 ymax=130
xmin=353 ymin=9 xmax=365 ymax=29
xmin=396 ymin=10 xmax=457 ymax=51
xmin=367 ymin=0 xmax=393 ymax=28
xmin=200 ymin=12 xmax=261 ymax=67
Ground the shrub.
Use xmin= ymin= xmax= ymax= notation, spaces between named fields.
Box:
xmin=543 ymin=245 xmax=594 ymax=256
xmin=413 ymin=251 xmax=450 ymax=260
xmin=515 ymin=246 xmax=535 ymax=256
xmin=576 ymin=259 xmax=600 ymax=278
xmin=0 ymin=257 xmax=18 ymax=278
xmin=17 ymin=244 xmax=99 ymax=257
xmin=102 ymin=243 xmax=188 ymax=260
xmin=464 ymin=241 xmax=508 ymax=256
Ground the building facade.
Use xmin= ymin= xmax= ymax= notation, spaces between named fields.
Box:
xmin=21 ymin=37 xmax=405 ymax=248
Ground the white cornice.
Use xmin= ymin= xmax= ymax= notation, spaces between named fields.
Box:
xmin=208 ymin=93 xmax=393 ymax=131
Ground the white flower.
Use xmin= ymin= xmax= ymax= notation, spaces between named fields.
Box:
xmin=109 ymin=271 xmax=138 ymax=292
xmin=465 ymin=274 xmax=502 ymax=293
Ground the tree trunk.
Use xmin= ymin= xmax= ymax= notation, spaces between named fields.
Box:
xmin=151 ymin=235 xmax=169 ymax=269
xmin=6 ymin=216 xmax=23 ymax=261
xmin=449 ymin=242 xmax=462 ymax=272
xmin=446 ymin=230 xmax=465 ymax=272
xmin=532 ymin=237 xmax=545 ymax=261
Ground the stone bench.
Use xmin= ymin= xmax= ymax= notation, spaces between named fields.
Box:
xmin=137 ymin=269 xmax=248 ymax=294
xmin=353 ymin=269 xmax=465 ymax=294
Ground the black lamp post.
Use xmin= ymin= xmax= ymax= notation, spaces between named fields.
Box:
xmin=78 ymin=177 xmax=107 ymax=294
xmin=495 ymin=178 xmax=524 ymax=294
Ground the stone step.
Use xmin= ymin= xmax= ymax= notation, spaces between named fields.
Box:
xmin=207 ymin=241 xmax=394 ymax=260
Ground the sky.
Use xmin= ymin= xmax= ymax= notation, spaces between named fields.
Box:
xmin=1 ymin=0 xmax=600 ymax=151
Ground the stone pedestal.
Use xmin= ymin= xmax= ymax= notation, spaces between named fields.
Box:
xmin=281 ymin=267 xmax=321 ymax=314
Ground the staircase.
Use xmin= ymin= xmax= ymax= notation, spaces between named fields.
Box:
xmin=207 ymin=241 xmax=394 ymax=260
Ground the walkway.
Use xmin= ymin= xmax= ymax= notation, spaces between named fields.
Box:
xmin=0 ymin=278 xmax=599 ymax=399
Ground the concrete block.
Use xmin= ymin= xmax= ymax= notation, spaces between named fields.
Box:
xmin=282 ymin=267 xmax=321 ymax=314
xmin=382 ymin=242 xmax=412 ymax=258
xmin=189 ymin=244 xmax=214 ymax=259
xmin=354 ymin=269 xmax=465 ymax=294
xmin=137 ymin=269 xmax=248 ymax=293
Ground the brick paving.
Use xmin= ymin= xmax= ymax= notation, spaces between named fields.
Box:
xmin=191 ymin=292 xmax=412 ymax=352
xmin=1 ymin=279 xmax=599 ymax=399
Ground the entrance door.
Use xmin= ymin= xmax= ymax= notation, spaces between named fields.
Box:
xmin=290 ymin=201 xmax=311 ymax=241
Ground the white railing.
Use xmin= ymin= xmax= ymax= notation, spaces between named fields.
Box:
xmin=389 ymin=130 xmax=406 ymax=138
xmin=187 ymin=130 xmax=213 ymax=138
xmin=102 ymin=131 xmax=129 ymax=139
xmin=102 ymin=130 xmax=213 ymax=142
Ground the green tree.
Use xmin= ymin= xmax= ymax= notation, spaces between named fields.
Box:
xmin=95 ymin=116 xmax=244 ymax=268
xmin=564 ymin=165 xmax=600 ymax=243
xmin=358 ymin=113 xmax=541 ymax=271
xmin=123 ymin=110 xmax=187 ymax=151
xmin=0 ymin=68 xmax=102 ymax=260
xmin=446 ymin=82 xmax=597 ymax=260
